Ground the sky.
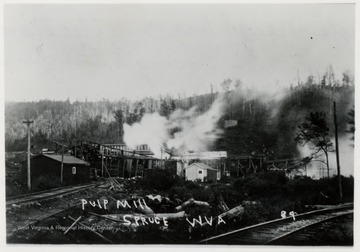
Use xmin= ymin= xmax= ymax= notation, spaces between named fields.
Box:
xmin=4 ymin=4 xmax=355 ymax=102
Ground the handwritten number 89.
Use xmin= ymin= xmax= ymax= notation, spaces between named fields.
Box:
xmin=281 ymin=211 xmax=297 ymax=220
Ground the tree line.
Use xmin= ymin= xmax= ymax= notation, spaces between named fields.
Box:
xmin=5 ymin=71 xmax=354 ymax=161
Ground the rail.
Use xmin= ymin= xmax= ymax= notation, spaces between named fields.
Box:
xmin=199 ymin=203 xmax=353 ymax=245
xmin=6 ymin=183 xmax=96 ymax=208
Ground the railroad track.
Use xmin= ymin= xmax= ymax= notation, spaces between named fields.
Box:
xmin=267 ymin=211 xmax=353 ymax=245
xmin=6 ymin=183 xmax=96 ymax=208
xmin=6 ymin=182 xmax=103 ymax=240
xmin=199 ymin=203 xmax=353 ymax=245
xmin=6 ymin=178 xmax=124 ymax=243
xmin=6 ymin=203 xmax=81 ymax=241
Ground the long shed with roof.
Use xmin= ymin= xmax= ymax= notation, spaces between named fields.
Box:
xmin=22 ymin=154 xmax=91 ymax=188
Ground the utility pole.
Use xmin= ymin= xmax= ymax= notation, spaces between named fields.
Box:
xmin=23 ymin=119 xmax=34 ymax=190
xmin=61 ymin=144 xmax=64 ymax=184
xmin=52 ymin=141 xmax=67 ymax=184
xmin=333 ymin=102 xmax=343 ymax=200
xmin=162 ymin=148 xmax=164 ymax=169
xmin=101 ymin=153 xmax=104 ymax=177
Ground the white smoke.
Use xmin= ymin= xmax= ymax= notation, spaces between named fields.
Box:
xmin=297 ymin=135 xmax=354 ymax=179
xmin=123 ymin=96 xmax=225 ymax=157
xmin=328 ymin=136 xmax=354 ymax=177
xmin=167 ymin=97 xmax=224 ymax=152
xmin=123 ymin=113 xmax=169 ymax=157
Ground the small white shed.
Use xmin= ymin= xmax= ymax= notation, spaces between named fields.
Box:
xmin=185 ymin=162 xmax=219 ymax=183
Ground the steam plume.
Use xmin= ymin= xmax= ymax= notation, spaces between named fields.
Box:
xmin=123 ymin=96 xmax=225 ymax=157
xmin=297 ymin=135 xmax=354 ymax=178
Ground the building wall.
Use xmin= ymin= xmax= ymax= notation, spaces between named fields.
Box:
xmin=22 ymin=156 xmax=90 ymax=188
xmin=187 ymin=159 xmax=225 ymax=174
xmin=28 ymin=157 xmax=61 ymax=183
xmin=177 ymin=162 xmax=185 ymax=177
xmin=185 ymin=165 xmax=220 ymax=183
xmin=62 ymin=163 xmax=90 ymax=184
xmin=207 ymin=170 xmax=218 ymax=182
xmin=185 ymin=166 xmax=207 ymax=182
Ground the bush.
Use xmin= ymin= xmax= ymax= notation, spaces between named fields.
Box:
xmin=241 ymin=201 xmax=271 ymax=226
xmin=231 ymin=172 xmax=354 ymax=218
xmin=233 ymin=172 xmax=289 ymax=198
xmin=32 ymin=175 xmax=62 ymax=191
xmin=167 ymin=186 xmax=193 ymax=201
xmin=183 ymin=180 xmax=200 ymax=190
xmin=142 ymin=169 xmax=179 ymax=191
xmin=6 ymin=181 xmax=25 ymax=197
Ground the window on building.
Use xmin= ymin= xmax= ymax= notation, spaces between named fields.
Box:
xmin=72 ymin=166 xmax=76 ymax=175
xmin=198 ymin=170 xmax=202 ymax=175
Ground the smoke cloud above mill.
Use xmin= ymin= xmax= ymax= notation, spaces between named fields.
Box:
xmin=123 ymin=96 xmax=225 ymax=157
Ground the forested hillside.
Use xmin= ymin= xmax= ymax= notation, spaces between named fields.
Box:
xmin=5 ymin=73 xmax=354 ymax=160
xmin=216 ymin=79 xmax=354 ymax=158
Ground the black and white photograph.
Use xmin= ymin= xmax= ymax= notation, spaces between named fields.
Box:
xmin=2 ymin=1 xmax=357 ymax=247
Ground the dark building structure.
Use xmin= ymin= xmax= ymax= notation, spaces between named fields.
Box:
xmin=22 ymin=154 xmax=91 ymax=188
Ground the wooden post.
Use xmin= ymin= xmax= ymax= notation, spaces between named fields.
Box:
xmin=105 ymin=156 xmax=107 ymax=178
xmin=160 ymin=148 xmax=163 ymax=169
xmin=61 ymin=145 xmax=64 ymax=183
xmin=101 ymin=153 xmax=104 ymax=177
xmin=122 ymin=158 xmax=126 ymax=178
xmin=129 ymin=159 xmax=132 ymax=177
xmin=142 ymin=159 xmax=145 ymax=177
xmin=117 ymin=158 xmax=120 ymax=177
xmin=135 ymin=159 xmax=139 ymax=176
xmin=333 ymin=102 xmax=343 ymax=200
xmin=107 ymin=158 xmax=111 ymax=178
xmin=23 ymin=119 xmax=34 ymax=190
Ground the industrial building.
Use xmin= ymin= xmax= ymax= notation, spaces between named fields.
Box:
xmin=22 ymin=154 xmax=92 ymax=188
